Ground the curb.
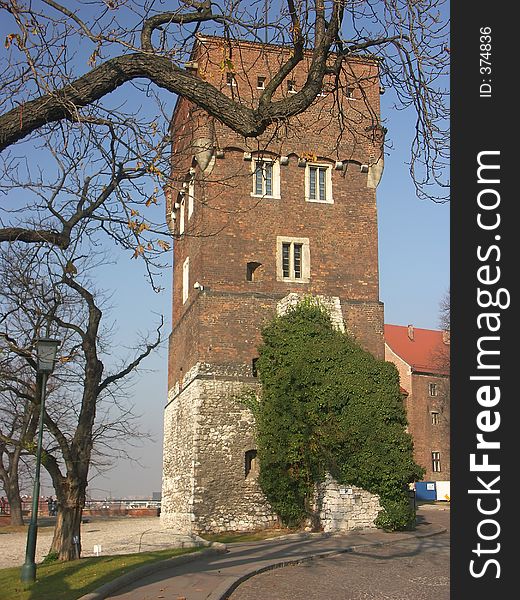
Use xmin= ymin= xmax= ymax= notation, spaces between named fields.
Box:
xmin=76 ymin=545 xmax=227 ymax=600
xmin=207 ymin=526 xmax=447 ymax=600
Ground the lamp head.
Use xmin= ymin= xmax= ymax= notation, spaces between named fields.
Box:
xmin=36 ymin=338 xmax=61 ymax=374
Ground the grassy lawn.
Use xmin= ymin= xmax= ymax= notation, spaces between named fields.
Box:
xmin=0 ymin=547 xmax=199 ymax=600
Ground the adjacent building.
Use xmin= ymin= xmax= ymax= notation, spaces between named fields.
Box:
xmin=384 ymin=324 xmax=450 ymax=487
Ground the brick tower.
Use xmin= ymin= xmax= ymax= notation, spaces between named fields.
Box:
xmin=161 ymin=36 xmax=386 ymax=534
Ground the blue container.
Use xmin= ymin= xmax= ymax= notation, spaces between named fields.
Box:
xmin=415 ymin=481 xmax=437 ymax=501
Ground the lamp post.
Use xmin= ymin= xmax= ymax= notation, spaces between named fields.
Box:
xmin=20 ymin=337 xmax=60 ymax=584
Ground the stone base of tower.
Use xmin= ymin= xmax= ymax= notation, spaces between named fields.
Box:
xmin=161 ymin=369 xmax=277 ymax=535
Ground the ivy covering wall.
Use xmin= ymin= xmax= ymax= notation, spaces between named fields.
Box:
xmin=247 ymin=300 xmax=424 ymax=531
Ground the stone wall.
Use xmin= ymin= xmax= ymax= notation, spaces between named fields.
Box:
xmin=316 ymin=475 xmax=381 ymax=532
xmin=162 ymin=372 xmax=277 ymax=534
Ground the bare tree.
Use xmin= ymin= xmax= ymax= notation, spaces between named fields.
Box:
xmin=0 ymin=245 xmax=162 ymax=559
xmin=0 ymin=352 xmax=39 ymax=525
xmin=0 ymin=1 xmax=449 ymax=254
xmin=439 ymin=288 xmax=450 ymax=331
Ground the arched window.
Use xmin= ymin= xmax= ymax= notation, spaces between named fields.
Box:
xmin=245 ymin=449 xmax=258 ymax=478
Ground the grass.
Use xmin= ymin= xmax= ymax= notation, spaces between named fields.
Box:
xmin=0 ymin=547 xmax=199 ymax=600
xmin=202 ymin=528 xmax=295 ymax=544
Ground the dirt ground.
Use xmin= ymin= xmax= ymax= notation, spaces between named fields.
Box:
xmin=0 ymin=516 xmax=201 ymax=569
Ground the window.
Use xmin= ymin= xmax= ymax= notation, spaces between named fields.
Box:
xmin=226 ymin=72 xmax=236 ymax=86
xmin=251 ymin=358 xmax=259 ymax=377
xmin=305 ymin=163 xmax=333 ymax=203
xmin=245 ymin=449 xmax=258 ymax=478
xmin=431 ymin=411 xmax=439 ymax=425
xmin=182 ymin=257 xmax=189 ymax=304
xmin=276 ymin=236 xmax=310 ymax=283
xmin=429 ymin=383 xmax=437 ymax=396
xmin=282 ymin=242 xmax=302 ymax=278
xmin=179 ymin=198 xmax=185 ymax=235
xmin=287 ymin=80 xmax=296 ymax=93
xmin=257 ymin=76 xmax=266 ymax=89
xmin=246 ymin=261 xmax=262 ymax=282
xmin=188 ymin=180 xmax=194 ymax=219
xmin=432 ymin=451 xmax=441 ymax=472
xmin=251 ymin=159 xmax=280 ymax=198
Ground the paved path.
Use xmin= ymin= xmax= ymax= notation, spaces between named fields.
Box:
xmin=96 ymin=505 xmax=447 ymax=600
xmin=230 ymin=506 xmax=450 ymax=600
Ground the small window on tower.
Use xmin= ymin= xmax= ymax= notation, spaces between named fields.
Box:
xmin=188 ymin=179 xmax=194 ymax=219
xmin=257 ymin=76 xmax=266 ymax=89
xmin=305 ymin=163 xmax=333 ymax=203
xmin=246 ymin=261 xmax=262 ymax=282
xmin=251 ymin=158 xmax=280 ymax=198
xmin=287 ymin=80 xmax=296 ymax=93
xmin=179 ymin=198 xmax=185 ymax=234
xmin=245 ymin=449 xmax=258 ymax=478
xmin=251 ymin=358 xmax=259 ymax=377
xmin=226 ymin=72 xmax=236 ymax=86
xmin=182 ymin=257 xmax=189 ymax=304
xmin=277 ymin=237 xmax=310 ymax=283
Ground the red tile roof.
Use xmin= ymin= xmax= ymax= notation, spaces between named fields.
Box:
xmin=384 ymin=324 xmax=450 ymax=376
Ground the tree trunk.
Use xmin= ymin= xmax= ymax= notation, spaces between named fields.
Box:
xmin=8 ymin=496 xmax=24 ymax=526
xmin=49 ymin=479 xmax=85 ymax=560
xmin=4 ymin=477 xmax=25 ymax=526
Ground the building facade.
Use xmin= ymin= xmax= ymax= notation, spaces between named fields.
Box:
xmin=161 ymin=36 xmax=386 ymax=534
xmin=384 ymin=324 xmax=451 ymax=484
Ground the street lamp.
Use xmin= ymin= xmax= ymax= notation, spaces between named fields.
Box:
xmin=20 ymin=337 xmax=61 ymax=584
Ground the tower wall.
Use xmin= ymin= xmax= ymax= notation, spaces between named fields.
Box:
xmin=163 ymin=372 xmax=276 ymax=533
xmin=162 ymin=37 xmax=385 ymax=533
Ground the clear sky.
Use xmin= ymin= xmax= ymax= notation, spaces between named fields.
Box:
xmin=81 ymin=93 xmax=450 ymax=500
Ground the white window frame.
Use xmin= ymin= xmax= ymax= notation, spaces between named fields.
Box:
xmin=188 ymin=179 xmax=194 ymax=219
xmin=431 ymin=411 xmax=439 ymax=425
xmin=251 ymin=158 xmax=280 ymax=199
xmin=432 ymin=451 xmax=441 ymax=472
xmin=429 ymin=383 xmax=438 ymax=397
xmin=276 ymin=236 xmax=310 ymax=283
xmin=179 ymin=198 xmax=185 ymax=235
xmin=305 ymin=163 xmax=333 ymax=204
xmin=182 ymin=257 xmax=189 ymax=304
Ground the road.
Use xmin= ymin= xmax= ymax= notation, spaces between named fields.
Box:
xmin=229 ymin=505 xmax=450 ymax=600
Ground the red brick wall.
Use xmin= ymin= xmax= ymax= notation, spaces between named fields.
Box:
xmin=168 ymin=37 xmax=385 ymax=389
xmin=406 ymin=373 xmax=451 ymax=481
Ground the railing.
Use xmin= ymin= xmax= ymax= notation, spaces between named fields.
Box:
xmin=0 ymin=498 xmax=50 ymax=516
xmin=0 ymin=498 xmax=161 ymax=517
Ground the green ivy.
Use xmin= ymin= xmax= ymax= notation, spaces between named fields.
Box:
xmin=252 ymin=300 xmax=424 ymax=531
